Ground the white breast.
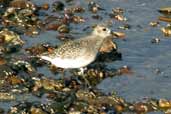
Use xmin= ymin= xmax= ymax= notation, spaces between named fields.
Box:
xmin=40 ymin=56 xmax=95 ymax=69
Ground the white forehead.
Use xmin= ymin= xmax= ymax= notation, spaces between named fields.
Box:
xmin=94 ymin=25 xmax=106 ymax=30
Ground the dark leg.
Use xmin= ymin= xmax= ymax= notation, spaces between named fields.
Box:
xmin=61 ymin=69 xmax=65 ymax=84
xmin=82 ymin=74 xmax=91 ymax=87
xmin=79 ymin=68 xmax=91 ymax=88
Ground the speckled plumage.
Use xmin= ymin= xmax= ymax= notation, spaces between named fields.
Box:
xmin=40 ymin=25 xmax=112 ymax=69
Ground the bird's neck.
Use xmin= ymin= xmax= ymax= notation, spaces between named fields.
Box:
xmin=91 ymin=35 xmax=107 ymax=50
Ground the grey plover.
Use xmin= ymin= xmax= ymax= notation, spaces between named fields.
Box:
xmin=40 ymin=25 xmax=112 ymax=72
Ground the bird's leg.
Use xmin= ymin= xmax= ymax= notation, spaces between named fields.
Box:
xmin=79 ymin=67 xmax=91 ymax=88
xmin=61 ymin=69 xmax=65 ymax=84
xmin=77 ymin=67 xmax=86 ymax=75
xmin=79 ymin=67 xmax=86 ymax=75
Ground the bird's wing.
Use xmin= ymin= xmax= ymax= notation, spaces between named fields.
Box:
xmin=48 ymin=40 xmax=90 ymax=59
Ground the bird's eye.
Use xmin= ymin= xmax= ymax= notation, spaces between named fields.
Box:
xmin=102 ymin=28 xmax=106 ymax=31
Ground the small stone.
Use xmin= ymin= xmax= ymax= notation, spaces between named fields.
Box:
xmin=161 ymin=25 xmax=171 ymax=36
xmin=158 ymin=16 xmax=171 ymax=23
xmin=88 ymin=1 xmax=103 ymax=13
xmin=41 ymin=3 xmax=49 ymax=10
xmin=151 ymin=38 xmax=160 ymax=44
xmin=133 ymin=103 xmax=148 ymax=113
xmin=9 ymin=0 xmax=36 ymax=10
xmin=57 ymin=24 xmax=70 ymax=33
xmin=159 ymin=99 xmax=171 ymax=109
xmin=117 ymin=66 xmax=133 ymax=75
xmin=149 ymin=21 xmax=160 ymax=27
xmin=0 ymin=57 xmax=6 ymax=65
xmin=72 ymin=16 xmax=85 ymax=23
xmin=99 ymin=38 xmax=117 ymax=53
xmin=52 ymin=1 xmax=65 ymax=11
xmin=112 ymin=7 xmax=124 ymax=14
xmin=30 ymin=107 xmax=47 ymax=114
xmin=114 ymin=15 xmax=127 ymax=21
xmin=159 ymin=7 xmax=171 ymax=15
xmin=0 ymin=92 xmax=15 ymax=101
xmin=112 ymin=31 xmax=126 ymax=39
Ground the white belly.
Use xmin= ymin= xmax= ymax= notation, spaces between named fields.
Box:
xmin=41 ymin=56 xmax=95 ymax=69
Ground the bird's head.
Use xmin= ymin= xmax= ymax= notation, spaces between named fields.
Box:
xmin=92 ymin=25 xmax=111 ymax=37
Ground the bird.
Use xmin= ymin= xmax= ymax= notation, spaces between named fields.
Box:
xmin=39 ymin=25 xmax=112 ymax=84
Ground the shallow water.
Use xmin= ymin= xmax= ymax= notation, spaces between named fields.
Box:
xmin=1 ymin=0 xmax=171 ymax=113
xmin=32 ymin=0 xmax=171 ymax=104
xmin=97 ymin=0 xmax=171 ymax=102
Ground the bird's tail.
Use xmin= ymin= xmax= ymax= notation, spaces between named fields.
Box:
xmin=39 ymin=56 xmax=52 ymax=62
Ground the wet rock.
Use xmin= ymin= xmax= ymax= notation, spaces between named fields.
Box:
xmin=159 ymin=99 xmax=171 ymax=109
xmin=25 ymin=43 xmax=55 ymax=55
xmin=9 ymin=0 xmax=36 ymax=10
xmin=45 ymin=15 xmax=70 ymax=31
xmin=0 ymin=108 xmax=4 ymax=114
xmin=65 ymin=6 xmax=85 ymax=13
xmin=151 ymin=38 xmax=160 ymax=44
xmin=0 ymin=92 xmax=15 ymax=101
xmin=132 ymin=103 xmax=149 ymax=113
xmin=44 ymin=16 xmax=59 ymax=24
xmin=0 ymin=0 xmax=11 ymax=15
xmin=112 ymin=31 xmax=126 ymax=39
xmin=118 ymin=24 xmax=131 ymax=30
xmin=165 ymin=109 xmax=171 ymax=114
xmin=116 ymin=65 xmax=133 ymax=75
xmin=159 ymin=7 xmax=171 ymax=15
xmin=128 ymin=99 xmax=159 ymax=113
xmin=30 ymin=106 xmax=48 ymax=114
xmin=76 ymin=90 xmax=96 ymax=101
xmin=0 ymin=65 xmax=15 ymax=78
xmin=88 ymin=1 xmax=104 ymax=13
xmin=32 ymin=77 xmax=64 ymax=92
xmin=0 ymin=64 xmax=29 ymax=93
xmin=110 ymin=7 xmax=127 ymax=21
xmin=0 ymin=35 xmax=5 ymax=44
xmin=159 ymin=16 xmax=171 ymax=23
xmin=158 ymin=7 xmax=171 ymax=23
xmin=64 ymin=78 xmax=81 ymax=90
xmin=161 ymin=24 xmax=171 ymax=36
xmin=112 ymin=7 xmax=124 ymax=14
xmin=41 ymin=3 xmax=49 ymax=10
xmin=0 ymin=46 xmax=5 ymax=55
xmin=149 ymin=21 xmax=160 ymax=27
xmin=75 ymin=90 xmax=127 ymax=113
xmin=6 ymin=75 xmax=24 ymax=85
xmin=74 ymin=66 xmax=116 ymax=86
xmin=2 ymin=4 xmax=41 ymax=36
xmin=46 ymin=23 xmax=60 ymax=30
xmin=10 ymin=60 xmax=35 ymax=73
xmin=97 ymin=49 xmax=122 ymax=62
xmin=8 ymin=102 xmax=41 ymax=114
xmin=57 ymin=24 xmax=70 ymax=33
xmin=68 ymin=110 xmax=81 ymax=114
xmin=114 ymin=15 xmax=127 ymax=21
xmin=41 ymin=92 xmax=76 ymax=113
xmin=99 ymin=38 xmax=117 ymax=53
xmin=0 ymin=29 xmax=24 ymax=45
xmin=72 ymin=16 xmax=85 ymax=24
xmin=0 ymin=57 xmax=6 ymax=65
xmin=52 ymin=1 xmax=65 ymax=12
xmin=79 ymin=65 xmax=131 ymax=86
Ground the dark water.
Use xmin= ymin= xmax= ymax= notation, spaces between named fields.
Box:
xmin=97 ymin=0 xmax=171 ymax=102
